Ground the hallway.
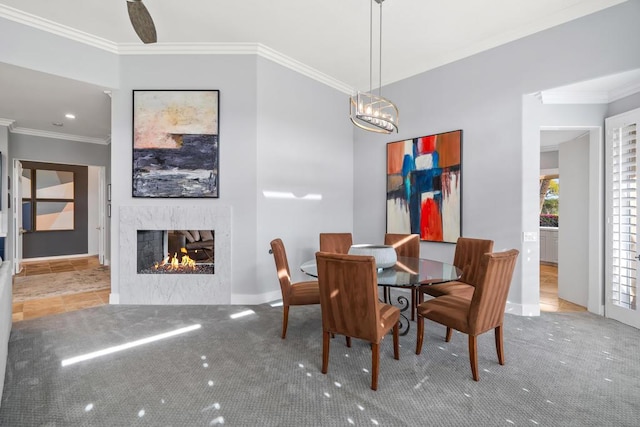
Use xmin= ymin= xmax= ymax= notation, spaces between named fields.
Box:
xmin=12 ymin=256 xmax=110 ymax=322
xmin=539 ymin=263 xmax=586 ymax=313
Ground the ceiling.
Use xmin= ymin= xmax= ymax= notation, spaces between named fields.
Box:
xmin=0 ymin=0 xmax=635 ymax=144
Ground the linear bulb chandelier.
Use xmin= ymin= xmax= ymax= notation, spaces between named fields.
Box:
xmin=349 ymin=0 xmax=398 ymax=134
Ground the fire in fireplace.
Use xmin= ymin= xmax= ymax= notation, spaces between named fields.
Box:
xmin=137 ymin=230 xmax=214 ymax=274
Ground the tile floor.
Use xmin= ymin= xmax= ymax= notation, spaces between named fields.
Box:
xmin=12 ymin=256 xmax=110 ymax=322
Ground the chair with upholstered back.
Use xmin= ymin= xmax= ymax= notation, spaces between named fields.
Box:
xmin=315 ymin=251 xmax=400 ymax=390
xmin=270 ymin=238 xmax=320 ymax=339
xmin=319 ymin=233 xmax=353 ymax=254
xmin=415 ymin=249 xmax=519 ymax=381
xmin=419 ymin=237 xmax=494 ymax=341
xmin=384 ymin=233 xmax=420 ymax=319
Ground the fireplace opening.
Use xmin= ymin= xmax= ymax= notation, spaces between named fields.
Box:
xmin=137 ymin=230 xmax=214 ymax=274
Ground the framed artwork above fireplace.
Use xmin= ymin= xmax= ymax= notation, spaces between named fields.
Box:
xmin=132 ymin=90 xmax=220 ymax=198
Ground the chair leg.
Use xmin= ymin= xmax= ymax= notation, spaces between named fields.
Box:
xmin=495 ymin=325 xmax=505 ymax=365
xmin=346 ymin=336 xmax=352 ymax=347
xmin=322 ymin=331 xmax=331 ymax=374
xmin=468 ymin=335 xmax=479 ymax=381
xmin=393 ymin=323 xmax=400 ymax=360
xmin=411 ymin=288 xmax=417 ymax=321
xmin=415 ymin=315 xmax=424 ymax=355
xmin=281 ymin=306 xmax=289 ymax=339
xmin=445 ymin=327 xmax=453 ymax=342
xmin=371 ymin=342 xmax=380 ymax=391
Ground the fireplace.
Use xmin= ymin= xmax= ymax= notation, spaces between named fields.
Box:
xmin=118 ymin=205 xmax=231 ymax=305
xmin=137 ymin=230 xmax=215 ymax=274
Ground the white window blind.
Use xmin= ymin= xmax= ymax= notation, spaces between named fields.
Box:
xmin=611 ymin=122 xmax=637 ymax=310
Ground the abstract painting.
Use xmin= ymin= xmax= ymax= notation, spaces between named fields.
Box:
xmin=386 ymin=130 xmax=462 ymax=243
xmin=35 ymin=170 xmax=75 ymax=231
xmin=133 ymin=90 xmax=219 ymax=198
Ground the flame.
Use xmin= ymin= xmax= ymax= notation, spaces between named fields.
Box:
xmin=154 ymin=248 xmax=196 ymax=271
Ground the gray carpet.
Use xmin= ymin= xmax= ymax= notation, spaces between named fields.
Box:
xmin=1 ymin=296 xmax=639 ymax=426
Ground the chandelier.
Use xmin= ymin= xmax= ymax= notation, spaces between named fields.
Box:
xmin=349 ymin=0 xmax=398 ymax=134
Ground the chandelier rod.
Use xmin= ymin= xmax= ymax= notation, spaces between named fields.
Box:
xmin=379 ymin=0 xmax=382 ymax=97
xmin=369 ymin=0 xmax=373 ymax=95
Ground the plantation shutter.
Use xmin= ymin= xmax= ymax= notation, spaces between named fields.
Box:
xmin=606 ymin=108 xmax=640 ymax=328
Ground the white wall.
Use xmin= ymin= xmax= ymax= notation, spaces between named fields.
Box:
xmin=540 ymin=151 xmax=559 ymax=170
xmin=558 ymin=134 xmax=590 ymax=306
xmin=3 ymin=2 xmax=640 ymax=306
xmin=354 ymin=1 xmax=640 ymax=315
xmin=110 ymin=54 xmax=259 ymax=300
xmin=254 ymin=57 xmax=354 ymax=302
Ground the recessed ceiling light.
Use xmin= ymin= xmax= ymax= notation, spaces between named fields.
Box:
xmin=65 ymin=113 xmax=76 ymax=119
xmin=52 ymin=122 xmax=63 ymax=127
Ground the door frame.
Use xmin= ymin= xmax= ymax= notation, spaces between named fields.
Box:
xmin=540 ymin=125 xmax=604 ymax=315
xmin=12 ymin=159 xmax=23 ymax=275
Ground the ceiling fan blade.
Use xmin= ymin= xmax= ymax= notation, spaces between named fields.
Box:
xmin=127 ymin=0 xmax=157 ymax=44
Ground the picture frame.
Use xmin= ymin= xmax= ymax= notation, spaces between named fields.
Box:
xmin=132 ymin=90 xmax=220 ymax=198
xmin=386 ymin=130 xmax=462 ymax=243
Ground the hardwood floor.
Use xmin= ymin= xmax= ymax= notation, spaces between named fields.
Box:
xmin=539 ymin=263 xmax=587 ymax=312
xmin=12 ymin=256 xmax=110 ymax=322
xmin=11 ymin=258 xmax=583 ymax=322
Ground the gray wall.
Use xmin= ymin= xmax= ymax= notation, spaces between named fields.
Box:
xmin=21 ymin=161 xmax=88 ymax=258
xmin=2 ymin=2 xmax=639 ymax=307
xmin=354 ymin=1 xmax=640 ymax=314
xmin=255 ymin=57 xmax=354 ymax=299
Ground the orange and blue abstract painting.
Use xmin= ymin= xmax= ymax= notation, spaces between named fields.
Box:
xmin=386 ymin=130 xmax=461 ymax=243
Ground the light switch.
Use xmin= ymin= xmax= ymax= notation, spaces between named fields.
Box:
xmin=523 ymin=231 xmax=538 ymax=242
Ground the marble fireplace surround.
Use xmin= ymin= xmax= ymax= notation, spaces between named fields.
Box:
xmin=119 ymin=205 xmax=231 ymax=305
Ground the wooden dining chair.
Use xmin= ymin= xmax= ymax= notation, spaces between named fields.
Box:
xmin=384 ymin=233 xmax=420 ymax=319
xmin=315 ymin=251 xmax=400 ymax=391
xmin=419 ymin=237 xmax=493 ymax=340
xmin=415 ymin=249 xmax=519 ymax=381
xmin=319 ymin=233 xmax=353 ymax=254
xmin=270 ymin=238 xmax=320 ymax=339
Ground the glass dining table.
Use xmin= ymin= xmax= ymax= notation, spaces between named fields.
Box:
xmin=300 ymin=256 xmax=462 ymax=335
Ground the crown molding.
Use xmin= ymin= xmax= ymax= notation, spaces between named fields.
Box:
xmin=118 ymin=42 xmax=353 ymax=94
xmin=0 ymin=5 xmax=118 ymax=53
xmin=0 ymin=118 xmax=16 ymax=129
xmin=0 ymin=6 xmax=354 ymax=95
xmin=538 ymin=81 xmax=640 ymax=105
xmin=10 ymin=127 xmax=110 ymax=145
xmin=540 ymin=144 xmax=559 ymax=153
xmin=610 ymin=81 xmax=640 ymax=102
xmin=256 ymin=44 xmax=353 ymax=95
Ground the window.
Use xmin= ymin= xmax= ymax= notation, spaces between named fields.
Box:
xmin=539 ymin=176 xmax=559 ymax=227
xmin=21 ymin=168 xmax=75 ymax=231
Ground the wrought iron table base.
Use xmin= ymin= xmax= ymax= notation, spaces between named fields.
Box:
xmin=382 ymin=286 xmax=412 ymax=336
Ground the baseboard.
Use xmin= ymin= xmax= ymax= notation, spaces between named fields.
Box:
xmin=109 ymin=293 xmax=119 ymax=304
xmin=505 ymin=301 xmax=540 ymax=317
xmin=22 ymin=253 xmax=93 ymax=262
xmin=231 ymin=290 xmax=282 ymax=305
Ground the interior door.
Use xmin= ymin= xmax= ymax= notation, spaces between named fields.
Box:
xmin=12 ymin=160 xmax=23 ymax=275
xmin=605 ymin=108 xmax=640 ymax=328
